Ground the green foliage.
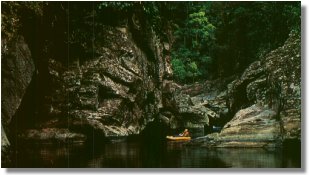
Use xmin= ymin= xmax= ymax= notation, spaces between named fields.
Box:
xmin=206 ymin=1 xmax=301 ymax=77
xmin=171 ymin=46 xmax=205 ymax=82
xmin=170 ymin=2 xmax=300 ymax=82
xmin=174 ymin=9 xmax=215 ymax=49
xmin=188 ymin=12 xmax=215 ymax=42
xmin=98 ymin=2 xmax=163 ymax=32
xmin=283 ymin=3 xmax=301 ymax=33
xmin=2 ymin=1 xmax=300 ymax=84
xmin=98 ymin=2 xmax=134 ymax=12
xmin=188 ymin=61 xmax=200 ymax=79
xmin=171 ymin=58 xmax=186 ymax=82
xmin=171 ymin=4 xmax=215 ymax=83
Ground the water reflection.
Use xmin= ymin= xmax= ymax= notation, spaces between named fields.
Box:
xmin=7 ymin=140 xmax=300 ymax=168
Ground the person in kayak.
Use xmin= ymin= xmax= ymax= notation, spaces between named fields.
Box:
xmin=179 ymin=129 xmax=190 ymax=137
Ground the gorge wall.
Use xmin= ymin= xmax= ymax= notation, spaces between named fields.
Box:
xmin=1 ymin=2 xmax=175 ymax=145
xmin=1 ymin=2 xmax=301 ymax=151
xmin=190 ymin=32 xmax=301 ymax=147
xmin=1 ymin=36 xmax=35 ymax=148
xmin=45 ymin=24 xmax=173 ymax=138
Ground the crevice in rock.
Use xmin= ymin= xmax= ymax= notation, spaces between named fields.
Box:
xmin=229 ymin=71 xmax=265 ymax=114
xmin=98 ymin=85 xmax=122 ymax=105
xmin=120 ymin=58 xmax=141 ymax=77
xmin=100 ymin=71 xmax=137 ymax=87
xmin=128 ymin=13 xmax=156 ymax=63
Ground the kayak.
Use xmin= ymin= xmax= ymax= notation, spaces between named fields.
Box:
xmin=166 ymin=136 xmax=191 ymax=141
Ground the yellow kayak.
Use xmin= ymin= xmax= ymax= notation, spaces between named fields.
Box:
xmin=166 ymin=136 xmax=191 ymax=141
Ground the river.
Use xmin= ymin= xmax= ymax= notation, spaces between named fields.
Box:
xmin=6 ymin=139 xmax=301 ymax=168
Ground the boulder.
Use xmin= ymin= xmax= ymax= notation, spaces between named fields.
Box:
xmin=219 ymin=105 xmax=281 ymax=147
xmin=190 ymin=105 xmax=281 ymax=148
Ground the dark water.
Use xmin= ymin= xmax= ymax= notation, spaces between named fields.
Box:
xmin=6 ymin=140 xmax=301 ymax=168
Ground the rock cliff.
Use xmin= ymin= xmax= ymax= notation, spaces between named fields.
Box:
xmin=1 ymin=2 xmax=301 ymax=149
xmin=190 ymin=33 xmax=301 ymax=147
xmin=161 ymin=77 xmax=234 ymax=137
xmin=45 ymin=24 xmax=172 ymax=138
xmin=1 ymin=36 xmax=35 ymax=147
xmin=1 ymin=3 xmax=174 ymax=144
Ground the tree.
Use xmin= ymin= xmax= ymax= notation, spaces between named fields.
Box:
xmin=171 ymin=3 xmax=215 ymax=83
xmin=207 ymin=2 xmax=301 ymax=77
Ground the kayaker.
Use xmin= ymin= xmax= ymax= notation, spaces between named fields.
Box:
xmin=179 ymin=129 xmax=190 ymax=137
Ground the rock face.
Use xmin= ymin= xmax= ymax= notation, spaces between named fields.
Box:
xmin=1 ymin=36 xmax=35 ymax=147
xmin=1 ymin=126 xmax=10 ymax=149
xmin=1 ymin=3 xmax=173 ymax=144
xmin=162 ymin=78 xmax=234 ymax=137
xmin=218 ymin=105 xmax=280 ymax=147
xmin=43 ymin=24 xmax=172 ymax=137
xmin=1 ymin=2 xmax=301 ymax=149
xmin=227 ymin=33 xmax=301 ymax=140
xmin=191 ymin=33 xmax=301 ymax=147
xmin=192 ymin=105 xmax=281 ymax=148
